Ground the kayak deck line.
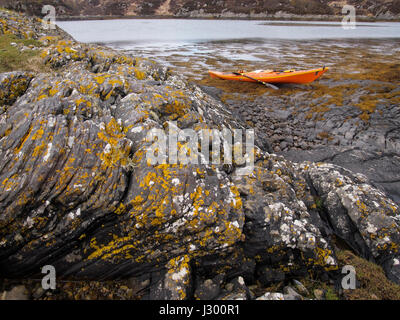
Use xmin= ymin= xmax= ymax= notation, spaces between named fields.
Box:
xmin=209 ymin=67 xmax=328 ymax=84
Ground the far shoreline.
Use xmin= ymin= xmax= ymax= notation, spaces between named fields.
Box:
xmin=55 ymin=14 xmax=400 ymax=23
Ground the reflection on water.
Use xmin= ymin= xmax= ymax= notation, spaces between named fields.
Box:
xmin=58 ymin=19 xmax=400 ymax=80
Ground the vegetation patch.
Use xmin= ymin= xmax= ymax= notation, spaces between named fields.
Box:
xmin=279 ymin=245 xmax=400 ymax=300
xmin=336 ymin=249 xmax=400 ymax=300
xmin=0 ymin=34 xmax=45 ymax=73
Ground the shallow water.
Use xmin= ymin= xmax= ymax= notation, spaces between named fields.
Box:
xmin=57 ymin=19 xmax=400 ymax=80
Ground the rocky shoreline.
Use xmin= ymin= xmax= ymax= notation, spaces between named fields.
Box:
xmin=198 ymin=65 xmax=400 ymax=207
xmin=1 ymin=8 xmax=400 ymax=300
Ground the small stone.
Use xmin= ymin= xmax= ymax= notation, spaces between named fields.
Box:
xmin=225 ymin=283 xmax=234 ymax=292
xmin=194 ymin=279 xmax=220 ymax=300
xmin=292 ymin=280 xmax=309 ymax=296
xmin=283 ymin=286 xmax=303 ymax=300
xmin=314 ymin=289 xmax=325 ymax=300
xmin=256 ymin=292 xmax=284 ymax=300
xmin=220 ymin=277 xmax=249 ymax=300
xmin=285 ymin=136 xmax=294 ymax=144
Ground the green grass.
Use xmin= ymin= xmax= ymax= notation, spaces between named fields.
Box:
xmin=0 ymin=34 xmax=43 ymax=73
xmin=313 ymin=196 xmax=324 ymax=212
xmin=325 ymin=287 xmax=339 ymax=300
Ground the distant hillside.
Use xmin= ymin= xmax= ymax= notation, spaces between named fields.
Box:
xmin=0 ymin=0 xmax=399 ymax=19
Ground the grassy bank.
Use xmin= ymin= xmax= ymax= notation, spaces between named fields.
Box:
xmin=287 ymin=248 xmax=400 ymax=300
xmin=0 ymin=34 xmax=44 ymax=73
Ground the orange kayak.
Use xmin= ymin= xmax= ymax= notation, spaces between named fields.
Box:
xmin=209 ymin=67 xmax=328 ymax=84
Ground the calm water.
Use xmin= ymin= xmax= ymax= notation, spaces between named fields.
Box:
xmin=57 ymin=19 xmax=400 ymax=79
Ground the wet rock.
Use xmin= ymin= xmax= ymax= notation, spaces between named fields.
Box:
xmin=198 ymin=85 xmax=222 ymax=101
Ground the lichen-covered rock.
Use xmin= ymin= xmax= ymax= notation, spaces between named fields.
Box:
xmin=1 ymin=10 xmax=400 ymax=300
xmin=231 ymin=153 xmax=338 ymax=277
xmin=0 ymin=55 xmax=245 ymax=281
xmin=0 ymin=8 xmax=72 ymax=40
xmin=0 ymin=11 xmax=248 ymax=283
xmin=0 ymin=72 xmax=34 ymax=106
xmin=299 ymin=162 xmax=400 ymax=283
xmin=283 ymin=147 xmax=400 ymax=206
xmin=150 ymin=255 xmax=191 ymax=300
